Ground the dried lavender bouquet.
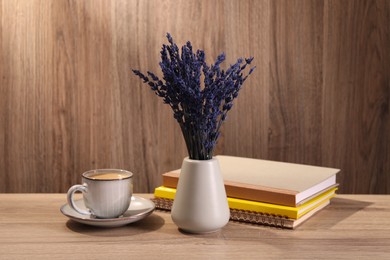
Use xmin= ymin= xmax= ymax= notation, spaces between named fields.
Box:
xmin=133 ymin=33 xmax=255 ymax=160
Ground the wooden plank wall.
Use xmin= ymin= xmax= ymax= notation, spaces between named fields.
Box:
xmin=0 ymin=0 xmax=389 ymax=193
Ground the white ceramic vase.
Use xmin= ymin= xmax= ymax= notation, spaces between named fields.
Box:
xmin=171 ymin=157 xmax=230 ymax=233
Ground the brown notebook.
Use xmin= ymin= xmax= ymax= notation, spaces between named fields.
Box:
xmin=162 ymin=155 xmax=339 ymax=207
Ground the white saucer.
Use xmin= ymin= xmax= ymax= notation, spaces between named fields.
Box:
xmin=60 ymin=196 xmax=155 ymax=228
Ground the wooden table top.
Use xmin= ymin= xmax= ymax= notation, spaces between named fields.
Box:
xmin=0 ymin=194 xmax=389 ymax=259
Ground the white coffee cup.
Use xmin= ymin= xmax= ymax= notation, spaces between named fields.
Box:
xmin=67 ymin=169 xmax=133 ymax=219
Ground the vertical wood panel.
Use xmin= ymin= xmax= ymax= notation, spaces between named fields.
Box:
xmin=223 ymin=0 xmax=270 ymax=160
xmin=322 ymin=0 xmax=390 ymax=193
xmin=269 ymin=0 xmax=324 ymax=165
xmin=1 ymin=0 xmax=54 ymax=192
xmin=0 ymin=0 xmax=389 ymax=193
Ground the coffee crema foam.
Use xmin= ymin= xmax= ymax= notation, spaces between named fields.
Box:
xmin=89 ymin=173 xmax=130 ymax=180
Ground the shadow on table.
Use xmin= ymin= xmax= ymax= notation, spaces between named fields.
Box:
xmin=299 ymin=196 xmax=373 ymax=229
xmin=237 ymin=197 xmax=373 ymax=231
xmin=232 ymin=197 xmax=373 ymax=231
xmin=65 ymin=214 xmax=165 ymax=237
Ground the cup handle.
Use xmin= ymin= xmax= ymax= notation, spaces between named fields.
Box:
xmin=67 ymin=184 xmax=90 ymax=215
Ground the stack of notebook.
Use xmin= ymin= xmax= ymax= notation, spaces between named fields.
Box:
xmin=153 ymin=155 xmax=339 ymax=229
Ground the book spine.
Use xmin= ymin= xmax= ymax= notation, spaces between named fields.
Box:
xmin=152 ymin=198 xmax=293 ymax=229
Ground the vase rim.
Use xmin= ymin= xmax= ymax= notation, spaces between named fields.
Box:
xmin=184 ymin=157 xmax=218 ymax=162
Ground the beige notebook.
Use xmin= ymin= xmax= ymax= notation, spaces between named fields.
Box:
xmin=162 ymin=155 xmax=339 ymax=207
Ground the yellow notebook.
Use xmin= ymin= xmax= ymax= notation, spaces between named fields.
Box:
xmin=154 ymin=186 xmax=337 ymax=219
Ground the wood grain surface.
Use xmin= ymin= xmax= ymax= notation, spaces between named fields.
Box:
xmin=0 ymin=194 xmax=390 ymax=259
xmin=0 ymin=0 xmax=389 ymax=193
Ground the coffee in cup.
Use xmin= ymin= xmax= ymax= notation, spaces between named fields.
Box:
xmin=67 ymin=169 xmax=133 ymax=219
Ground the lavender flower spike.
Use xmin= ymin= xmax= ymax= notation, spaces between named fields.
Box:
xmin=132 ymin=33 xmax=255 ymax=160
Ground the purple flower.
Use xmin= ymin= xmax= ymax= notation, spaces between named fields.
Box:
xmin=132 ymin=33 xmax=255 ymax=160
